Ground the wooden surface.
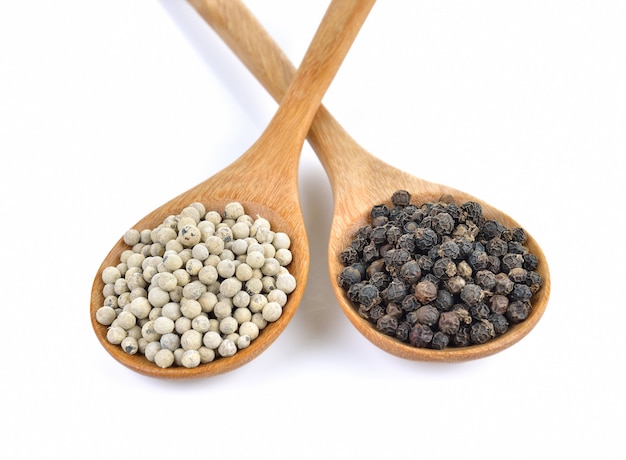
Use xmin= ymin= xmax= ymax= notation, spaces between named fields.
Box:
xmin=90 ymin=0 xmax=376 ymax=378
xmin=189 ymin=0 xmax=551 ymax=362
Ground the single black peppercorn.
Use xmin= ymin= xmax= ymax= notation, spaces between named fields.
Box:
xmin=396 ymin=321 xmax=411 ymax=342
xmin=415 ymin=305 xmax=440 ymax=327
xmin=469 ymin=302 xmax=490 ymax=320
xmin=433 ymin=257 xmax=457 ymax=279
xmin=338 ymin=264 xmax=363 ymax=289
xmin=510 ymin=283 xmax=532 ymax=302
xmin=438 ymin=240 xmax=461 ymax=260
xmin=431 ymin=332 xmax=450 ymax=350
xmin=526 ymin=271 xmax=543 ymax=294
xmin=376 ymin=314 xmax=399 ymax=335
xmin=486 ymin=237 xmax=508 ymax=257
xmin=501 ymin=253 xmax=524 ymax=272
xmin=398 ymin=260 xmax=422 ymax=285
xmin=460 ymin=283 xmax=484 ymax=307
xmin=489 ymin=294 xmax=509 ymax=315
xmin=415 ymin=280 xmax=438 ymax=303
xmin=357 ymin=284 xmax=381 ymax=308
xmin=384 ymin=279 xmax=408 ymax=303
xmin=369 ymin=271 xmax=390 ymax=290
xmin=433 ymin=289 xmax=454 ymax=311
xmin=431 ymin=212 xmax=455 ymax=235
xmin=470 ymin=320 xmax=495 ymax=344
xmin=508 ymin=267 xmax=528 ymax=283
xmin=438 ymin=311 xmax=461 ymax=335
xmin=340 ymin=246 xmax=359 ymax=265
xmin=414 ymin=227 xmax=438 ymax=251
xmin=409 ymin=323 xmax=433 ymax=348
xmin=475 ymin=270 xmax=497 ymax=291
xmin=370 ymin=204 xmax=389 ymax=219
xmin=391 ymin=190 xmax=411 ymax=207
xmin=523 ymin=253 xmax=539 ymax=271
xmin=386 ymin=302 xmax=403 ymax=318
xmin=401 ymin=294 xmax=421 ymax=312
xmin=506 ymin=301 xmax=531 ymax=323
xmin=489 ymin=313 xmax=509 ymax=335
xmin=452 ymin=326 xmax=472 ymax=347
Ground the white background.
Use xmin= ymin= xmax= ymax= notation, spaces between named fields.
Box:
xmin=1 ymin=1 xmax=624 ymax=458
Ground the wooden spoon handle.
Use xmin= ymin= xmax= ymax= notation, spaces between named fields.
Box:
xmin=188 ymin=0 xmax=373 ymax=188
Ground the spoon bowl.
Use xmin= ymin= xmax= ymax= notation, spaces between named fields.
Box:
xmin=90 ymin=0 xmax=376 ymax=378
xmin=190 ymin=0 xmax=551 ymax=362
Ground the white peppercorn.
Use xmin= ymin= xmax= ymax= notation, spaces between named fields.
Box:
xmin=246 ymin=251 xmax=265 ymax=269
xmin=181 ymin=350 xmax=201 ymax=368
xmin=107 ymin=326 xmax=127 ymax=345
xmin=261 ymin=258 xmax=280 ymax=276
xmin=154 ymin=348 xmax=175 ymax=368
xmin=276 ymin=273 xmax=297 ymax=294
xmin=121 ymin=336 xmax=139 ymax=355
xmin=235 ymin=263 xmax=253 ymax=282
xmin=116 ymin=311 xmax=137 ymax=330
xmin=198 ymin=292 xmax=218 ymax=313
xmin=124 ymin=229 xmax=141 ymax=246
xmin=267 ymin=289 xmax=287 ymax=307
xmin=249 ymin=293 xmax=267 ymax=313
xmin=245 ymin=278 xmax=263 ymax=295
xmin=272 ymin=232 xmax=291 ymax=250
xmin=161 ymin=302 xmax=182 ymax=321
xmin=231 ymin=222 xmax=250 ymax=240
xmin=203 ymin=331 xmax=222 ymax=349
xmin=141 ymin=320 xmax=161 ymax=342
xmin=275 ymin=248 xmax=293 ymax=266
xmin=239 ymin=321 xmax=260 ymax=340
xmin=216 ymin=259 xmax=236 ymax=278
xmin=213 ymin=301 xmax=232 ymax=320
xmin=148 ymin=287 xmax=169 ymax=308
xmin=181 ymin=329 xmax=203 ymax=350
xmin=102 ymin=266 xmax=122 ymax=284
xmin=262 ymin=302 xmax=282 ymax=322
xmin=114 ymin=278 xmax=129 ymax=295
xmin=251 ymin=312 xmax=267 ymax=330
xmin=175 ymin=316 xmax=192 ymax=334
xmin=191 ymin=244 xmax=209 ymax=261
xmin=144 ymin=341 xmax=162 ymax=362
xmin=129 ymin=297 xmax=152 ymax=319
xmin=96 ymin=306 xmax=116 ymax=326
xmin=192 ymin=315 xmax=211 ymax=333
xmin=233 ymin=307 xmax=252 ymax=324
xmin=232 ymin=291 xmax=250 ymax=309
xmin=219 ymin=316 xmax=239 ymax=335
xmin=178 ymin=224 xmax=201 ymax=247
xmin=224 ymin=202 xmax=245 ymax=220
xmin=153 ymin=316 xmax=175 ymax=335
xmin=160 ymin=332 xmax=180 ymax=351
xmin=220 ymin=277 xmax=243 ymax=298
xmin=198 ymin=265 xmax=218 ymax=285
xmin=182 ymin=280 xmax=206 ymax=300
xmin=198 ymin=347 xmax=215 ymax=363
xmin=217 ymin=339 xmax=237 ymax=357
xmin=237 ymin=335 xmax=251 ymax=349
xmin=127 ymin=325 xmax=142 ymax=340
xmin=230 ymin=238 xmax=248 ymax=255
xmin=185 ymin=258 xmax=203 ymax=276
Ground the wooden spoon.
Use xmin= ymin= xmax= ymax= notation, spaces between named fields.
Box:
xmin=90 ymin=0 xmax=376 ymax=378
xmin=189 ymin=0 xmax=551 ymax=362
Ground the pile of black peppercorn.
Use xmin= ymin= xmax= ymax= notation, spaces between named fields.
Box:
xmin=338 ymin=190 xmax=543 ymax=349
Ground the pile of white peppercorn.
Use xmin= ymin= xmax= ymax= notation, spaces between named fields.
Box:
xmin=95 ymin=201 xmax=296 ymax=369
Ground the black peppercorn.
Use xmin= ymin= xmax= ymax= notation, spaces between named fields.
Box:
xmin=415 ymin=280 xmax=438 ymax=303
xmin=506 ymin=300 xmax=531 ymax=323
xmin=431 ymin=332 xmax=450 ymax=350
xmin=470 ymin=320 xmax=495 ymax=344
xmin=415 ymin=305 xmax=440 ymax=327
xmin=409 ymin=323 xmax=434 ymax=348
xmin=391 ymin=189 xmax=411 ymax=206
xmin=339 ymin=191 xmax=542 ymax=351
xmin=376 ymin=314 xmax=399 ymax=335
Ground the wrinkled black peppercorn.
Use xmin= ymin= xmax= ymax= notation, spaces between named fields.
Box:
xmin=338 ymin=190 xmax=543 ymax=350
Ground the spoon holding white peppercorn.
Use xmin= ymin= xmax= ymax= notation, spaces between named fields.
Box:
xmin=90 ymin=0 xmax=377 ymax=378
xmin=188 ymin=0 xmax=551 ymax=362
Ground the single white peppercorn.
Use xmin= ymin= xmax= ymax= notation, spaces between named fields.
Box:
xmin=262 ymin=302 xmax=282 ymax=322
xmin=116 ymin=311 xmax=137 ymax=330
xmin=181 ymin=329 xmax=203 ymax=350
xmin=245 ymin=277 xmax=263 ymax=295
xmin=272 ymin=232 xmax=291 ymax=250
xmin=153 ymin=316 xmax=175 ymax=335
xmin=275 ymin=248 xmax=293 ymax=266
xmin=121 ymin=336 xmax=139 ymax=355
xmin=141 ymin=320 xmax=161 ymax=342
xmin=224 ymin=202 xmax=245 ymax=220
xmin=123 ymin=229 xmax=141 ymax=246
xmin=102 ymin=266 xmax=122 ymax=284
xmin=144 ymin=341 xmax=162 ymax=362
xmin=96 ymin=306 xmax=116 ymax=326
xmin=237 ymin=335 xmax=251 ymax=349
xmin=219 ymin=316 xmax=239 ymax=335
xmin=267 ymin=289 xmax=287 ymax=307
xmin=198 ymin=347 xmax=215 ymax=364
xmin=178 ymin=224 xmax=202 ymax=247
xmin=161 ymin=302 xmax=182 ymax=321
xmin=129 ymin=297 xmax=152 ymax=319
xmin=154 ymin=348 xmax=175 ymax=368
xmin=249 ymin=294 xmax=268 ymax=313
xmin=198 ymin=292 xmax=218 ymax=313
xmin=235 ymin=263 xmax=253 ymax=282
xmin=192 ymin=315 xmax=211 ymax=333
xmin=181 ymin=349 xmax=201 ymax=368
xmin=216 ymin=259 xmax=236 ymax=278
xmin=217 ymin=339 xmax=237 ymax=357
xmin=107 ymin=326 xmax=127 ymax=344
xmin=233 ymin=307 xmax=252 ymax=324
xmin=160 ymin=333 xmax=181 ymax=351
xmin=276 ymin=273 xmax=297 ymax=294
xmin=175 ymin=316 xmax=192 ymax=334
xmin=203 ymin=331 xmax=222 ymax=349
xmin=232 ymin=291 xmax=251 ymax=309
xmin=148 ymin=287 xmax=170 ymax=308
xmin=261 ymin=258 xmax=281 ymax=276
xmin=239 ymin=321 xmax=259 ymax=340
xmin=246 ymin=251 xmax=265 ymax=269
xmin=198 ymin=265 xmax=218 ymax=285
xmin=185 ymin=258 xmax=203 ymax=276
xmin=220 ymin=277 xmax=243 ymax=298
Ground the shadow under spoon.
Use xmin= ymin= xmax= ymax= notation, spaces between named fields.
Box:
xmin=189 ymin=0 xmax=551 ymax=362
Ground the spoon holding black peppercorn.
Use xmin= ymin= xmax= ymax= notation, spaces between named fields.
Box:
xmin=189 ymin=0 xmax=551 ymax=362
xmin=90 ymin=0 xmax=376 ymax=378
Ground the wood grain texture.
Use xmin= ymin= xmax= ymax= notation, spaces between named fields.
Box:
xmin=90 ymin=0 xmax=376 ymax=378
xmin=190 ymin=0 xmax=551 ymax=362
